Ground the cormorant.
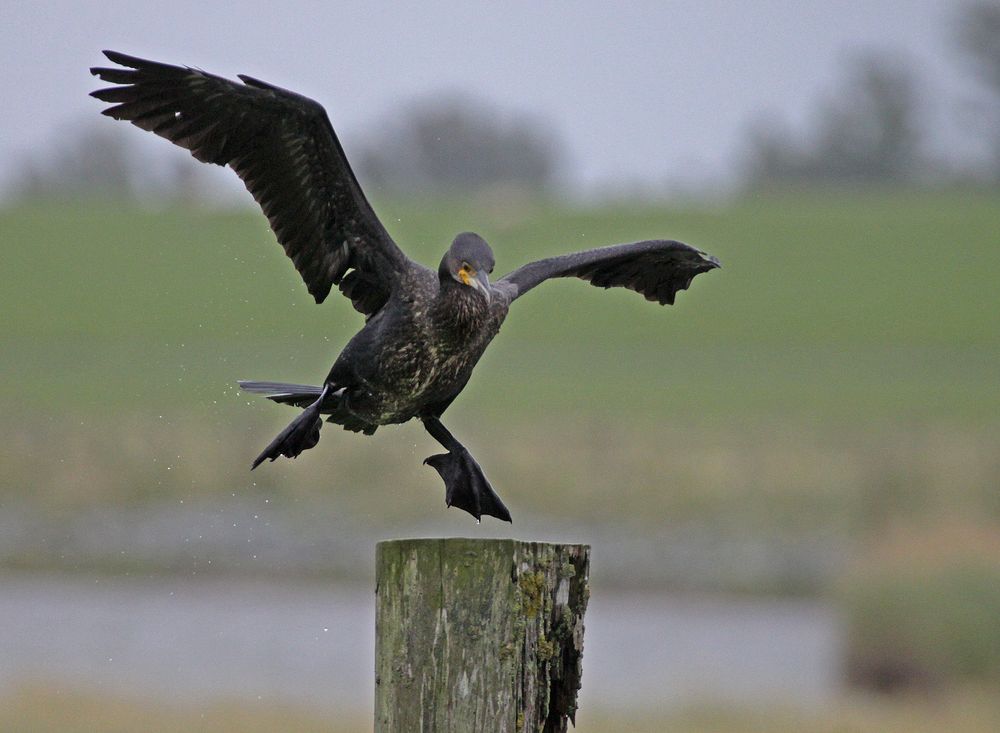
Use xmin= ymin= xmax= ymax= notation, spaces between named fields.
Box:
xmin=90 ymin=50 xmax=720 ymax=523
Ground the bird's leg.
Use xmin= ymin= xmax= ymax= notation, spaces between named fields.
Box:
xmin=251 ymin=384 xmax=333 ymax=469
xmin=422 ymin=417 xmax=512 ymax=523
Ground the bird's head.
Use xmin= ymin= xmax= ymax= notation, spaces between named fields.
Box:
xmin=439 ymin=232 xmax=494 ymax=303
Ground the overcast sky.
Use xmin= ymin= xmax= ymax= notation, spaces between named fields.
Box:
xmin=1 ymin=0 xmax=986 ymax=197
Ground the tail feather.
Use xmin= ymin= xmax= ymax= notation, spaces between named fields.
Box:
xmin=240 ymin=380 xmax=378 ymax=464
xmin=239 ymin=380 xmax=323 ymax=408
xmin=249 ymin=383 xmax=331 ymax=469
xmin=239 ymin=380 xmax=323 ymax=395
xmin=250 ymin=407 xmax=323 ymax=469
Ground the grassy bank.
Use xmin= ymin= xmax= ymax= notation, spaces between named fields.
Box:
xmin=4 ymin=682 xmax=999 ymax=733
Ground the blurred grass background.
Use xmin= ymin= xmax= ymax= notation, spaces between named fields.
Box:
xmin=5 ymin=189 xmax=999 ymax=419
xmin=2 ymin=188 xmax=999 ymax=729
xmin=3 ymin=190 xmax=997 ymax=526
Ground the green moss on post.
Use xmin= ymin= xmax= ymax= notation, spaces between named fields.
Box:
xmin=375 ymin=538 xmax=590 ymax=733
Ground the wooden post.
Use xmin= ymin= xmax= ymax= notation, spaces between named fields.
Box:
xmin=375 ymin=538 xmax=590 ymax=733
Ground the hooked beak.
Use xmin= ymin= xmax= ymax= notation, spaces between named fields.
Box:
xmin=471 ymin=270 xmax=491 ymax=303
xmin=459 ymin=266 xmax=491 ymax=303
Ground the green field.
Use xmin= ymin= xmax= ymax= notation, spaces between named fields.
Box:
xmin=4 ymin=189 xmax=999 ymax=418
xmin=1 ymin=189 xmax=998 ymax=534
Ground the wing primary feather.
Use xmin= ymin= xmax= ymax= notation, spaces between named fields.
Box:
xmin=499 ymin=239 xmax=719 ymax=306
xmin=90 ymin=50 xmax=420 ymax=315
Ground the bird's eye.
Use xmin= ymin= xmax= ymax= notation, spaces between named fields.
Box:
xmin=460 ymin=262 xmax=470 ymax=272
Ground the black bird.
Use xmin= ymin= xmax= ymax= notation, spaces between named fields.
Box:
xmin=90 ymin=50 xmax=720 ymax=523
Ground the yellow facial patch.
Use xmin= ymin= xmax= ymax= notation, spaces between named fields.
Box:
xmin=458 ymin=265 xmax=475 ymax=286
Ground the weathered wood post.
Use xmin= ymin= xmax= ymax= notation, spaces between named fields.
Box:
xmin=375 ymin=538 xmax=590 ymax=732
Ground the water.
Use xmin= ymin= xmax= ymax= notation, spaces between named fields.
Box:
xmin=0 ymin=574 xmax=840 ymax=714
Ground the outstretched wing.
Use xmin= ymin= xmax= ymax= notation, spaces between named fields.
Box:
xmin=498 ymin=239 xmax=720 ymax=305
xmin=90 ymin=50 xmax=412 ymax=314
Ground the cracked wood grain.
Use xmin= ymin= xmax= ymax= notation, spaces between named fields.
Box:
xmin=375 ymin=538 xmax=590 ymax=732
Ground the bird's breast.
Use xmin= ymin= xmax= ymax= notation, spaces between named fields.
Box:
xmin=339 ymin=289 xmax=508 ymax=425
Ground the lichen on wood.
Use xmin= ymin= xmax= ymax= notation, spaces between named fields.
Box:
xmin=375 ymin=538 xmax=590 ymax=733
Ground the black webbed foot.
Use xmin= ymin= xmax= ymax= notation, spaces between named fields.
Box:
xmin=421 ymin=415 xmax=512 ymax=522
xmin=251 ymin=385 xmax=329 ymax=469
xmin=424 ymin=447 xmax=512 ymax=522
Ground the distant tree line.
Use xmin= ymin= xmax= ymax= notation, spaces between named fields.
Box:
xmin=743 ymin=54 xmax=922 ymax=185
xmin=10 ymin=122 xmax=216 ymax=203
xmin=956 ymin=0 xmax=1000 ymax=181
xmin=744 ymin=1 xmax=1000 ymax=186
xmin=13 ymin=124 xmax=139 ymax=201
xmin=9 ymin=92 xmax=562 ymax=203
xmin=8 ymin=2 xmax=1000 ymax=201
xmin=355 ymin=92 xmax=563 ymax=196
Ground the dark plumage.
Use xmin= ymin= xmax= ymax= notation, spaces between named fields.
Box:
xmin=90 ymin=51 xmax=721 ymax=522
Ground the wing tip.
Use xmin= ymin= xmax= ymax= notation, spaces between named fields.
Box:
xmin=91 ymin=49 xmax=140 ymax=78
xmin=100 ymin=49 xmax=136 ymax=66
xmin=237 ymin=74 xmax=271 ymax=89
xmin=95 ymin=49 xmax=185 ymax=78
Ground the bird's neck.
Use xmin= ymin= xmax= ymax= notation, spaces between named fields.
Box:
xmin=434 ymin=279 xmax=491 ymax=337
